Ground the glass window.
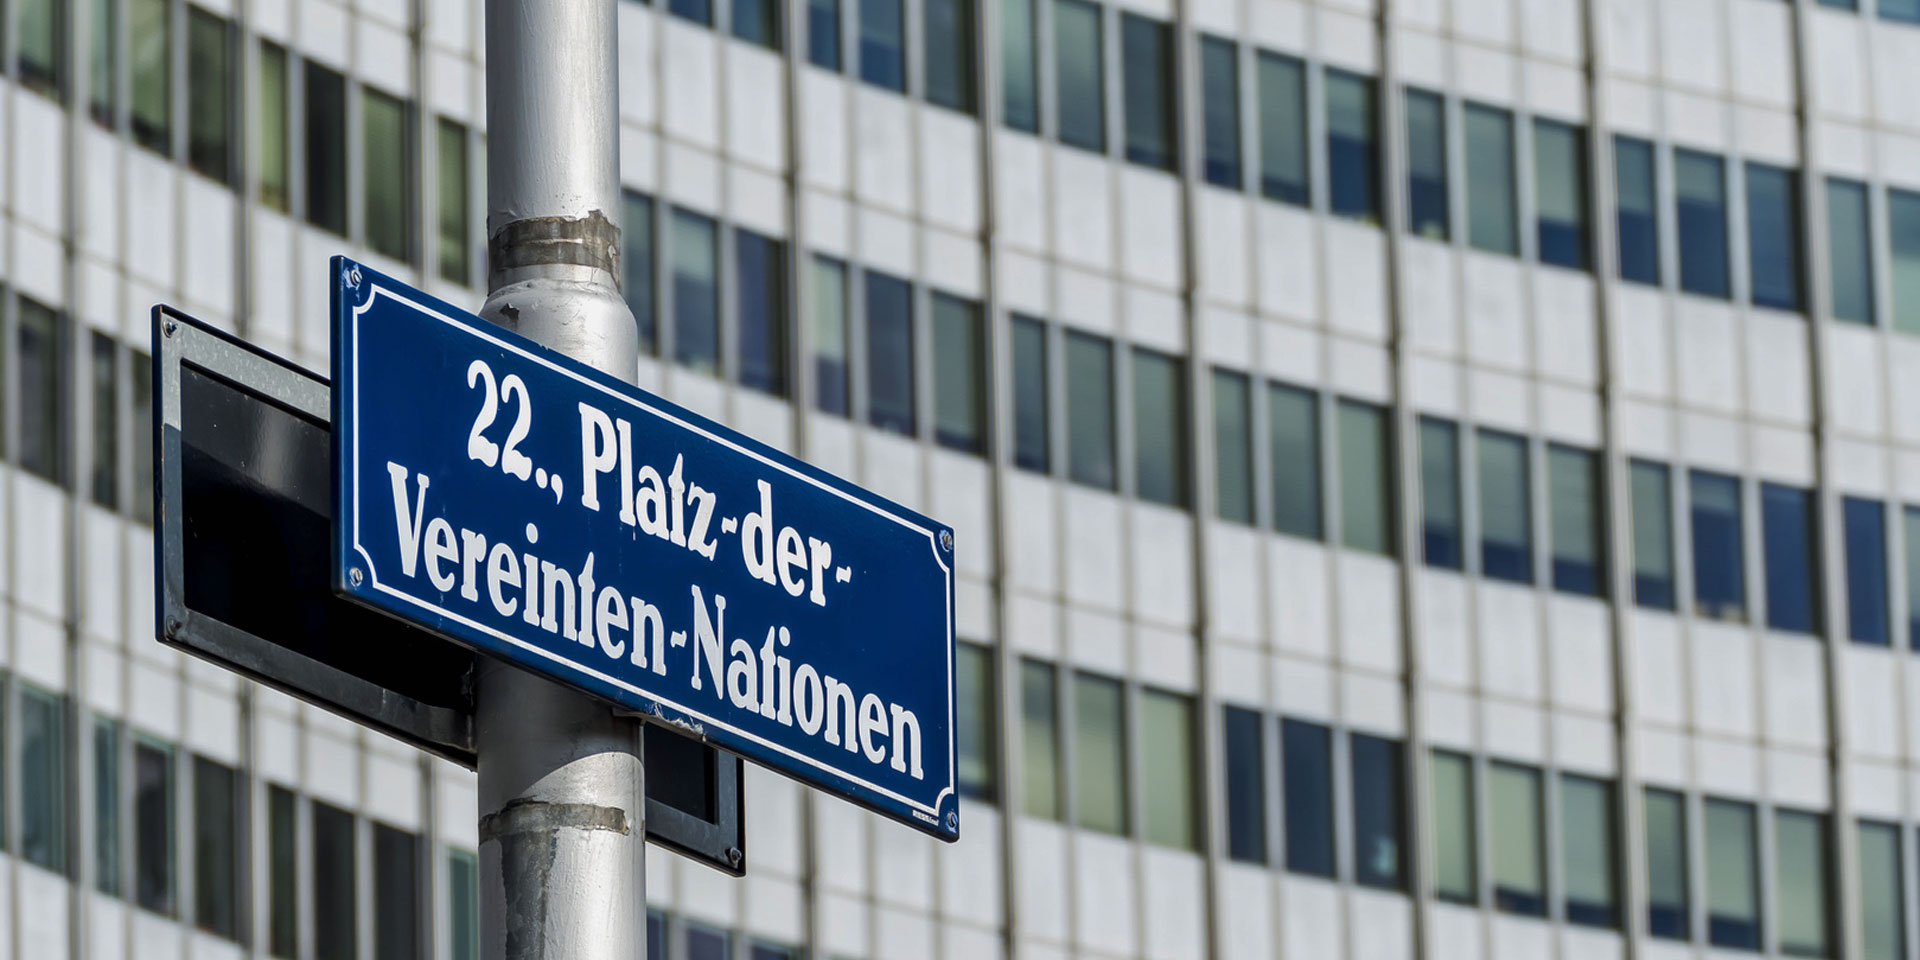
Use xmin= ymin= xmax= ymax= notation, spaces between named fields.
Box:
xmin=1616 ymin=136 xmax=1660 ymax=285
xmin=131 ymin=351 xmax=154 ymax=525
xmin=1645 ymin=787 xmax=1689 ymax=939
xmin=1706 ymin=798 xmax=1761 ymax=951
xmin=1404 ymin=88 xmax=1448 ymax=240
xmin=1562 ymin=775 xmax=1617 ymax=928
xmin=1550 ymin=445 xmax=1605 ymax=597
xmin=1326 ymin=70 xmax=1379 ymax=223
xmin=925 ymin=0 xmax=975 ymax=112
xmin=1072 ymin=672 xmax=1127 ymax=835
xmin=1888 ymin=0 xmax=1920 ymax=21
xmin=687 ymin=924 xmax=731 ymax=960
xmin=750 ymin=945 xmax=799 ymax=960
xmin=1762 ymin=483 xmax=1821 ymax=635
xmin=812 ymin=256 xmax=849 ymax=416
xmin=135 ymin=737 xmax=175 ymax=915
xmin=305 ymin=61 xmax=348 ymax=236
xmin=1632 ymin=460 xmax=1675 ymax=610
xmin=1829 ymin=178 xmax=1874 ymax=325
xmin=1677 ymin=150 xmax=1731 ymax=299
xmin=1223 ymin=706 xmax=1266 ymax=864
xmin=1893 ymin=188 xmax=1920 ymax=335
xmin=955 ymin=642 xmax=996 ymax=801
xmin=363 ymin=87 xmax=413 ymax=263
xmin=1122 ymin=15 xmax=1176 ymax=171
xmin=1747 ymin=163 xmax=1803 ymax=312
xmin=866 ymin=271 xmax=915 ymax=436
xmin=130 ymin=0 xmax=172 ymax=153
xmin=1213 ymin=369 xmax=1254 ymax=524
xmin=1430 ymin=751 xmax=1476 ymax=904
xmin=1907 ymin=506 xmax=1920 ymax=649
xmin=1139 ymin=690 xmax=1196 ymax=849
xmin=89 ymin=0 xmax=114 ymax=125
xmin=808 ymin=0 xmax=840 ymax=69
xmin=1775 ymin=810 xmax=1829 ymax=958
xmin=1846 ymin=498 xmax=1890 ymax=646
xmin=186 ymin=9 xmax=233 ymax=183
xmin=1270 ymin=384 xmax=1321 ymax=539
xmin=313 ymin=802 xmax=358 ymax=960
xmin=437 ymin=119 xmax=470 ymax=285
xmin=1490 ymin=763 xmax=1545 ymax=916
xmin=1858 ymin=820 xmax=1904 ymax=960
xmin=1465 ymin=104 xmax=1518 ymax=256
xmin=858 ymin=0 xmax=904 ymax=91
xmin=20 ymin=686 xmax=66 ymax=874
xmin=733 ymin=0 xmax=780 ymax=48
xmin=374 ymin=825 xmax=420 ymax=960
xmin=670 ymin=0 xmax=712 ymax=27
xmin=672 ymin=210 xmax=719 ymax=375
xmin=1132 ymin=349 xmax=1187 ymax=508
xmin=18 ymin=0 xmax=64 ymax=96
xmin=268 ymin=786 xmax=297 ymax=959
xmin=1692 ymin=471 xmax=1746 ymax=623
xmin=648 ymin=912 xmax=666 ymax=960
xmin=193 ymin=757 xmax=238 ymax=939
xmin=1067 ymin=332 xmax=1116 ymax=490
xmin=1054 ymin=0 xmax=1104 ymax=153
xmin=1351 ymin=734 xmax=1405 ymax=891
xmin=95 ymin=718 xmax=121 ymax=896
xmin=1201 ymin=38 xmax=1241 ymax=189
xmin=1257 ymin=52 xmax=1308 ymax=206
xmin=258 ymin=42 xmax=291 ymax=212
xmin=1478 ymin=430 xmax=1531 ymax=584
xmin=623 ymin=190 xmax=656 ymax=354
xmin=736 ymin=230 xmax=787 ymax=397
xmin=1020 ymin=659 xmax=1061 ymax=820
xmin=1420 ymin=417 xmax=1461 ymax=569
xmin=18 ymin=296 xmax=64 ymax=484
xmin=1339 ymin=400 xmax=1392 ymax=555
xmin=91 ymin=333 xmax=119 ymax=509
xmin=1013 ymin=316 xmax=1049 ymax=472
xmin=1535 ymin=120 xmax=1589 ymax=270
xmin=1002 ymin=0 xmax=1037 ymax=131
xmin=1281 ymin=718 xmax=1335 ymax=877
xmin=450 ymin=849 xmax=479 ymax=960
xmin=933 ymin=294 xmax=985 ymax=453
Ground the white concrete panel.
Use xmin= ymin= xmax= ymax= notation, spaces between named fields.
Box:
xmin=1689 ymin=623 xmax=1755 ymax=737
xmin=993 ymin=134 xmax=1048 ymax=252
xmin=1140 ymin=848 xmax=1205 ymax=960
xmin=1454 ymin=0 xmax=1515 ymax=45
xmin=1828 ymin=323 xmax=1886 ymax=436
xmin=1872 ymin=23 xmax=1920 ymax=132
xmin=931 ymin=452 xmax=993 ymax=579
xmin=1811 ymin=9 xmax=1865 ymax=120
xmin=726 ymin=46 xmax=786 ymax=170
xmin=1260 ymin=318 xmax=1323 ymax=386
xmin=731 ymin=164 xmax=789 ymax=240
xmin=182 ymin=178 xmax=236 ymax=318
xmin=860 ymin=428 xmax=922 ymax=510
xmin=1271 ymin=538 xmax=1332 ymax=659
xmin=17 ymin=869 xmax=68 ymax=960
xmin=1428 ymin=903 xmax=1484 ymax=960
xmin=1401 ymin=240 xmax=1459 ymax=355
xmin=1679 ymin=411 xmax=1743 ymax=473
xmin=938 ymin=805 xmax=1003 ymax=925
xmin=1766 ymin=749 xmax=1829 ymax=809
xmin=1604 ymin=0 xmax=1654 ymax=77
xmin=11 ymin=94 xmax=65 ymax=236
xmin=356 ymin=17 xmax=412 ymax=95
xmin=1659 ymin=0 xmax=1725 ymax=94
xmin=302 ymin=729 xmax=361 ymax=809
xmin=128 ymin=150 xmax=179 ymax=290
xmin=184 ymin=685 xmax=240 ymax=765
xmin=1324 ymin=222 xmax=1388 ymax=340
xmin=1532 ymin=270 xmax=1597 ymax=384
xmin=127 ymin=658 xmax=179 ymax=738
xmin=1052 ymin=149 xmax=1114 ymax=272
xmin=1548 ymin=598 xmax=1612 ymax=714
xmin=1279 ymin=877 xmax=1344 ymax=959
xmin=873 ymin=817 xmax=935 ymax=910
xmin=617 ymin=4 xmax=656 ymax=128
xmin=1457 ymin=46 xmax=1519 ymax=106
xmin=743 ymin=876 xmax=804 ymax=943
xmin=1426 ymin=691 xmax=1478 ymax=752
xmin=1742 ymin=311 xmax=1811 ymax=426
xmin=1206 ymin=525 xmax=1263 ymax=642
xmin=1479 ymin=581 xmax=1543 ymax=700
xmin=250 ymin=211 xmax=297 ymax=352
xmin=1126 ymin=285 xmax=1187 ymax=354
xmin=663 ymin=24 xmax=719 ymax=147
xmin=1729 ymin=0 xmax=1794 ymax=108
xmin=13 ymin=611 xmax=63 ymax=692
xmin=82 ymin=129 xmax=121 ymax=261
xmin=875 ymin=907 xmax=934 ymax=960
xmin=1219 ymin=866 xmax=1275 ymax=960
xmin=1522 ymin=0 xmax=1582 ymax=61
xmin=919 ymin=109 xmax=981 ymax=233
xmin=1348 ymin=888 xmax=1412 ymax=960
xmin=1003 ymin=473 xmax=1059 ymax=595
xmin=1628 ymin=614 xmax=1686 ymax=726
xmin=1761 ymin=634 xmax=1827 ymax=749
xmin=131 ymin=907 xmax=183 ymax=960
xmin=1344 ymin=672 xmax=1405 ymax=736
xmin=1318 ymin=10 xmax=1379 ymax=73
xmin=1491 ymin=916 xmax=1552 ymax=960
xmin=82 ymin=510 xmax=121 ymax=643
xmin=858 ymin=206 xmax=917 ymax=279
xmin=1416 ymin=572 xmax=1473 ymax=689
xmin=1552 ymin=714 xmax=1616 ymax=776
xmin=1212 ymin=643 xmax=1267 ymax=708
xmin=1538 ymin=385 xmax=1601 ymax=447
xmin=1199 ymin=190 xmax=1252 ymax=308
xmin=1067 ymin=608 xmax=1127 ymax=676
xmin=1675 ymin=299 xmax=1742 ymax=413
xmin=1130 ymin=505 xmax=1194 ymax=628
xmin=1472 ymin=370 xmax=1533 ymax=435
xmin=816 ymin=796 xmax=870 ymax=893
xmin=1056 ymin=267 xmax=1117 ymax=336
xmin=1888 ymin=336 xmax=1920 ymax=445
xmin=1063 ymin=488 xmax=1125 ymax=612
xmin=1332 ymin=339 xmax=1393 ymax=402
xmin=1847 ymin=761 xmax=1904 ymax=821
xmin=1257 ymin=205 xmax=1321 ymax=323
xmin=1411 ymin=356 xmax=1463 ymax=417
xmin=1120 ymin=168 xmax=1183 ymax=290
xmin=1483 ymin=700 xmax=1547 ymax=762
xmin=1465 ymin=255 xmax=1529 ymax=370
xmin=1614 ymin=287 xmax=1670 ymax=399
xmin=13 ymin=477 xmax=65 ymax=620
xmin=1014 ymin=819 xmax=1069 ymax=940
xmin=800 ymin=72 xmax=849 ymax=192
xmin=1200 ymin=307 xmax=1255 ymax=374
xmin=1337 ymin=553 xmax=1401 ymax=673
xmin=679 ymin=845 xmax=742 ymax=926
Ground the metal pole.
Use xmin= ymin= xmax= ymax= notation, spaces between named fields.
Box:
xmin=475 ymin=2 xmax=644 ymax=959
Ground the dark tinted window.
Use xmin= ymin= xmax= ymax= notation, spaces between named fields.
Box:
xmin=269 ymin=786 xmax=297 ymax=958
xmin=90 ymin=333 xmax=118 ymax=509
xmin=1281 ymin=718 xmax=1334 ymax=877
xmin=1706 ymin=799 xmax=1760 ymax=950
xmin=304 ymin=61 xmax=348 ymax=236
xmin=135 ymin=739 xmax=175 ymax=915
xmin=1829 ymin=177 xmax=1875 ymax=325
xmin=865 ymin=271 xmax=915 ymax=436
xmin=1549 ymin=445 xmax=1605 ymax=597
xmin=193 ymin=757 xmax=238 ymax=938
xmin=95 ymin=718 xmax=121 ymax=896
xmin=732 ymin=0 xmax=780 ymax=48
xmin=1271 ymin=384 xmax=1320 ymax=539
xmin=1846 ymin=497 xmax=1890 ymax=646
xmin=1213 ymin=369 xmax=1254 ymax=525
xmin=314 ymin=804 xmax=357 ymax=960
xmin=1012 ymin=315 xmax=1049 ymax=472
xmin=1761 ymin=483 xmax=1820 ymax=635
xmin=1746 ymin=163 xmax=1803 ymax=312
xmin=1420 ymin=417 xmax=1461 ymax=569
xmin=1054 ymin=0 xmax=1104 ymax=152
xmin=1002 ymin=0 xmax=1037 ymax=130
xmin=1534 ymin=120 xmax=1588 ymax=269
xmin=186 ymin=9 xmax=234 ymax=184
xmin=1132 ymin=348 xmax=1187 ymax=507
xmin=1632 ymin=460 xmax=1675 ymax=610
xmin=1615 ymin=136 xmax=1660 ymax=285
xmin=1645 ymin=787 xmax=1689 ymax=939
xmin=1691 ymin=471 xmax=1745 ymax=622
xmin=1121 ymin=15 xmax=1176 ymax=170
xmin=1405 ymin=88 xmax=1448 ymax=240
xmin=735 ymin=230 xmax=787 ymax=396
xmin=671 ymin=210 xmax=719 ymax=375
xmin=859 ymin=0 xmax=904 ymax=91
xmin=1465 ymin=104 xmax=1517 ymax=255
xmin=1201 ymin=38 xmax=1241 ymax=189
xmin=450 ymin=850 xmax=479 ymax=960
xmin=1478 ymin=430 xmax=1531 ymax=583
xmin=17 ymin=297 xmax=65 ymax=484
xmin=1066 ymin=332 xmax=1116 ymax=490
xmin=1257 ymin=53 xmax=1308 ymax=206
xmin=362 ymin=87 xmax=414 ymax=264
xmin=1676 ymin=150 xmax=1730 ymax=299
xmin=1350 ymin=734 xmax=1405 ymax=890
xmin=933 ymin=293 xmax=985 ymax=453
xmin=374 ymin=825 xmax=420 ymax=960
xmin=1325 ymin=71 xmax=1379 ymax=222
xmin=1223 ymin=707 xmax=1266 ymax=864
xmin=808 ymin=0 xmax=840 ymax=68
xmin=811 ymin=256 xmax=849 ymax=416
xmin=955 ymin=642 xmax=996 ymax=801
xmin=670 ymin=0 xmax=713 ymax=26
xmin=20 ymin=687 xmax=66 ymax=874
xmin=924 ymin=0 xmax=975 ymax=112
xmin=622 ymin=190 xmax=656 ymax=354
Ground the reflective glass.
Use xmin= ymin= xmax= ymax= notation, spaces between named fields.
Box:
xmin=812 ymin=256 xmax=848 ymax=416
xmin=1535 ymin=119 xmax=1589 ymax=269
xmin=623 ymin=190 xmax=656 ymax=354
xmin=1430 ymin=751 xmax=1475 ymax=903
xmin=1019 ymin=660 xmax=1061 ymax=820
xmin=671 ymin=211 xmax=719 ymax=375
xmin=187 ymin=10 xmax=233 ymax=183
xmin=1887 ymin=0 xmax=1920 ymax=20
xmin=1762 ymin=483 xmax=1821 ymax=635
xmin=1201 ymin=38 xmax=1241 ymax=189
xmin=374 ymin=825 xmax=419 ymax=960
xmin=1067 ymin=332 xmax=1116 ymax=490
xmin=257 ymin=42 xmax=290 ymax=211
xmin=1478 ymin=430 xmax=1531 ymax=583
xmin=1122 ymin=15 xmax=1176 ymax=170
xmin=808 ymin=0 xmax=840 ymax=68
xmin=132 ymin=352 xmax=153 ymax=524
xmin=450 ymin=850 xmax=479 ymax=960
xmin=1677 ymin=150 xmax=1731 ymax=299
xmin=1351 ymin=734 xmax=1405 ymax=890
xmin=1706 ymin=799 xmax=1760 ymax=950
xmin=956 ymin=643 xmax=995 ymax=801
xmin=1859 ymin=821 xmax=1904 ymax=960
xmin=687 ymin=924 xmax=731 ymax=960
xmin=1846 ymin=497 xmax=1890 ymax=646
xmin=269 ymin=787 xmax=296 ymax=958
xmin=1223 ymin=707 xmax=1266 ymax=864
xmin=135 ymin=739 xmax=174 ymax=914
xmin=18 ymin=0 xmax=63 ymax=96
xmin=130 ymin=0 xmax=171 ymax=153
xmin=1465 ymin=104 xmax=1517 ymax=255
xmin=1213 ymin=369 xmax=1254 ymax=524
xmin=1326 ymin=70 xmax=1379 ymax=222
xmin=733 ymin=0 xmax=780 ymax=48
xmin=314 ymin=803 xmax=357 ymax=960
xmin=1632 ymin=460 xmax=1675 ymax=610
xmin=437 ymin=119 xmax=471 ymax=285
xmin=934 ymin=294 xmax=985 ymax=453
xmin=193 ymin=757 xmax=237 ymax=939
xmin=925 ymin=0 xmax=975 ymax=112
xmin=1775 ymin=810 xmax=1829 ymax=958
xmin=1691 ymin=471 xmax=1745 ymax=622
xmin=1550 ymin=445 xmax=1604 ymax=597
xmin=1829 ymin=177 xmax=1874 ymax=325
xmin=866 ymin=271 xmax=915 ymax=435
xmin=1338 ymin=400 xmax=1392 ymax=555
xmin=1072 ymin=673 xmax=1127 ymax=835
xmin=1420 ymin=417 xmax=1461 ymax=569
xmin=91 ymin=333 xmax=118 ymax=509
xmin=95 ymin=718 xmax=121 ymax=896
xmin=1616 ymin=136 xmax=1660 ymax=285
xmin=1562 ymin=775 xmax=1617 ymax=927
xmin=858 ymin=0 xmax=904 ymax=90
xmin=89 ymin=0 xmax=114 ymax=124
xmin=363 ymin=88 xmax=412 ymax=263
xmin=1257 ymin=53 xmax=1308 ymax=206
xmin=1270 ymin=384 xmax=1321 ymax=539
xmin=1282 ymin=718 xmax=1334 ymax=877
xmin=670 ymin=0 xmax=712 ymax=27
xmin=735 ymin=230 xmax=788 ymax=396
xmin=1054 ymin=0 xmax=1104 ymax=152
xmin=1645 ymin=788 xmax=1689 ymax=939
xmin=1132 ymin=349 xmax=1187 ymax=507
xmin=1405 ymin=88 xmax=1448 ymax=240
xmin=18 ymin=297 xmax=64 ymax=484
xmin=1002 ymin=0 xmax=1037 ymax=130
xmin=1907 ymin=506 xmax=1920 ymax=648
xmin=304 ymin=61 xmax=348 ymax=236
xmin=1747 ymin=163 xmax=1803 ymax=312
xmin=21 ymin=687 xmax=66 ymax=874
xmin=1012 ymin=316 xmax=1049 ymax=472
xmin=1490 ymin=763 xmax=1545 ymax=916
xmin=1139 ymin=691 xmax=1196 ymax=849
xmin=1892 ymin=188 xmax=1920 ymax=335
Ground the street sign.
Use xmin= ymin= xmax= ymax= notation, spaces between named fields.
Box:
xmin=153 ymin=306 xmax=746 ymax=873
xmin=331 ymin=257 xmax=960 ymax=840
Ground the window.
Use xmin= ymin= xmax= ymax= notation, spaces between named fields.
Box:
xmin=131 ymin=0 xmax=172 ymax=153
xmin=925 ymin=0 xmax=974 ymax=112
xmin=1282 ymin=719 xmax=1334 ymax=877
xmin=314 ymin=802 xmax=358 ymax=960
xmin=1535 ymin=120 xmax=1589 ymax=270
xmin=363 ymin=88 xmax=413 ymax=263
xmin=1490 ymin=763 xmax=1545 ymax=916
xmin=1072 ymin=673 xmax=1127 ymax=835
xmin=305 ymin=61 xmax=348 ymax=236
xmin=812 ymin=256 xmax=849 ymax=415
xmin=193 ymin=757 xmax=238 ymax=939
xmin=808 ymin=0 xmax=840 ymax=68
xmin=1829 ymin=178 xmax=1874 ymax=325
xmin=750 ymin=944 xmax=800 ymax=960
xmin=649 ymin=912 xmax=666 ymax=960
xmin=1562 ymin=775 xmax=1616 ymax=927
xmin=670 ymin=0 xmax=712 ymax=27
xmin=672 ymin=211 xmax=719 ymax=375
xmin=18 ymin=0 xmax=64 ymax=96
xmin=1067 ymin=332 xmax=1116 ymax=490
xmin=91 ymin=333 xmax=119 ymax=509
xmin=1746 ymin=163 xmax=1803 ymax=312
xmin=866 ymin=271 xmax=915 ymax=436
xmin=89 ymin=0 xmax=114 ymax=124
xmin=1121 ymin=15 xmax=1176 ymax=170
xmin=1020 ymin=660 xmax=1061 ymax=820
xmin=859 ymin=0 xmax=904 ymax=91
xmin=95 ymin=718 xmax=121 ymax=896
xmin=186 ymin=9 xmax=233 ymax=183
xmin=955 ymin=642 xmax=995 ymax=801
xmin=623 ymin=191 xmax=656 ymax=353
xmin=1550 ymin=445 xmax=1604 ymax=596
xmin=1139 ymin=691 xmax=1196 ymax=849
xmin=1201 ymin=38 xmax=1241 ymax=189
xmin=1326 ymin=71 xmax=1379 ymax=222
xmin=933 ymin=294 xmax=985 ymax=452
xmin=733 ymin=0 xmax=780 ymax=48
xmin=1223 ymin=707 xmax=1266 ymax=864
xmin=1404 ymin=89 xmax=1448 ymax=240
xmin=1645 ymin=788 xmax=1689 ymax=939
xmin=1465 ymin=104 xmax=1518 ymax=256
xmin=1350 ymin=734 xmax=1405 ymax=890
xmin=1888 ymin=0 xmax=1920 ymax=21
xmin=1478 ymin=430 xmax=1531 ymax=583
xmin=687 ymin=924 xmax=731 ymax=960
xmin=1692 ymin=471 xmax=1745 ymax=622
xmin=20 ymin=686 xmax=66 ymax=874
xmin=1615 ymin=136 xmax=1660 ymax=285
xmin=1677 ymin=150 xmax=1730 ymax=299
xmin=374 ymin=825 xmax=420 ymax=960
xmin=1054 ymin=0 xmax=1104 ymax=153
xmin=437 ymin=119 xmax=471 ymax=285
xmin=258 ymin=42 xmax=291 ymax=211
xmin=1002 ymin=0 xmax=1037 ymax=131
xmin=1762 ymin=483 xmax=1821 ymax=635
xmin=451 ymin=849 xmax=479 ymax=960
xmin=1420 ymin=418 xmax=1461 ymax=569
xmin=131 ymin=350 xmax=154 ymax=524
xmin=135 ymin=738 xmax=175 ymax=914
xmin=1632 ymin=461 xmax=1675 ymax=610
xmin=17 ymin=297 xmax=62 ymax=483
xmin=1213 ymin=370 xmax=1253 ymax=524
xmin=268 ymin=786 xmax=297 ymax=958
xmin=735 ymin=230 xmax=787 ymax=397
xmin=1706 ymin=799 xmax=1761 ymax=950
xmin=1338 ymin=400 xmax=1392 ymax=555
xmin=1430 ymin=751 xmax=1476 ymax=903
xmin=1257 ymin=53 xmax=1308 ymax=206
xmin=1846 ymin=498 xmax=1890 ymax=646
xmin=1907 ymin=506 xmax=1920 ymax=648
xmin=1270 ymin=384 xmax=1321 ymax=539
xmin=1013 ymin=317 xmax=1049 ymax=471
xmin=1775 ymin=810 xmax=1829 ymax=958
xmin=1893 ymin=188 xmax=1920 ymax=335
xmin=1858 ymin=820 xmax=1904 ymax=960
xmin=1132 ymin=349 xmax=1186 ymax=507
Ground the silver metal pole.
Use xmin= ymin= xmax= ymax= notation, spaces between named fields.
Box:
xmin=475 ymin=1 xmax=644 ymax=959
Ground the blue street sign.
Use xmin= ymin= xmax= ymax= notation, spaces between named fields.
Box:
xmin=330 ymin=257 xmax=958 ymax=840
